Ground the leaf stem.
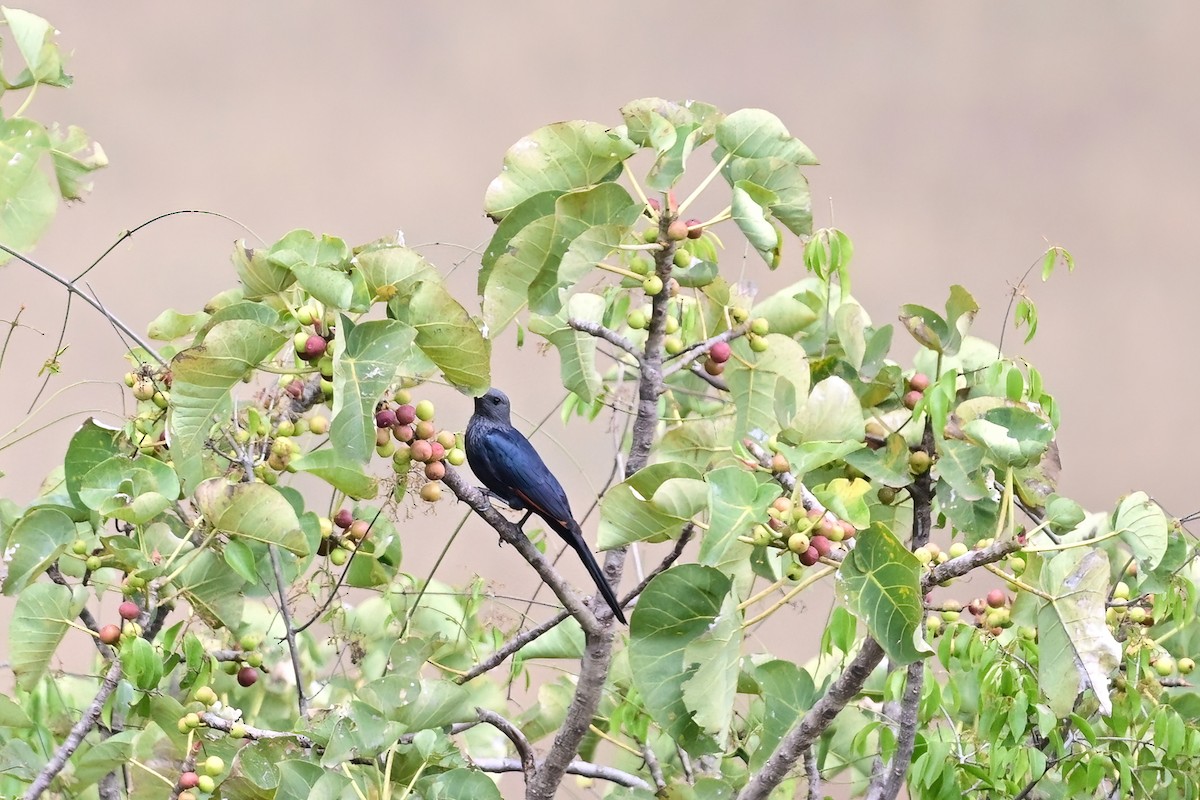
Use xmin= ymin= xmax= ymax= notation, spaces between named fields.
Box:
xmin=677 ymin=152 xmax=732 ymax=215
xmin=595 ymin=261 xmax=645 ymax=281
xmin=743 ymin=566 xmax=836 ymax=628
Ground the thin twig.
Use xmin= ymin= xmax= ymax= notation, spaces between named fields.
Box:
xmin=268 ymin=545 xmax=307 ymax=717
xmin=804 ymin=747 xmax=820 ymax=800
xmin=476 ymin=708 xmax=536 ymax=778
xmin=567 ymin=318 xmax=641 ymax=360
xmin=0 ymin=242 xmax=165 ymax=366
xmin=470 ymin=758 xmax=651 ymax=790
xmin=456 ymin=526 xmax=693 ymax=685
xmin=642 ymin=741 xmax=666 ymax=792
xmin=688 ymin=362 xmax=729 ymax=391
xmin=23 ymin=660 xmax=123 ymax=800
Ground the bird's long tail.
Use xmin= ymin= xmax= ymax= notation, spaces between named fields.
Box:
xmin=568 ymin=532 xmax=627 ymax=624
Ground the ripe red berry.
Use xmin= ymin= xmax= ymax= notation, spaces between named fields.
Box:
xmin=704 ymin=358 xmax=725 ymax=376
xmin=798 ymin=546 xmax=820 ymax=567
xmin=425 ymin=461 xmax=447 ymax=481
xmin=394 ymin=404 xmax=417 ymax=426
xmin=392 ymin=424 xmax=415 ymax=443
xmin=903 ymin=390 xmax=923 ymax=410
xmin=709 ymin=341 xmax=732 ymax=364
xmin=375 ymin=408 xmax=397 ymax=428
xmin=98 ymin=624 xmax=121 ymax=645
xmin=302 ymin=335 xmax=327 ymax=360
xmin=986 ymin=589 xmax=1006 ymax=609
xmin=118 ymin=601 xmax=140 ymax=621
xmin=179 ymin=772 xmax=200 ymax=790
xmin=428 ymin=441 xmax=446 ymax=461
xmin=810 ymin=535 xmax=832 ymax=558
xmin=333 ymin=508 xmax=354 ymax=529
xmin=237 ymin=666 xmax=258 ymax=687
xmin=908 ymin=373 xmax=931 ymax=392
xmin=685 ymin=218 xmax=704 ymax=239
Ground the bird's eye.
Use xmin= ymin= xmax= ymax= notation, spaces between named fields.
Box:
xmin=492 ymin=396 xmax=501 ymax=404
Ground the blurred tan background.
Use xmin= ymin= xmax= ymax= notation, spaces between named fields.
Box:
xmin=0 ymin=0 xmax=1197 ymax=791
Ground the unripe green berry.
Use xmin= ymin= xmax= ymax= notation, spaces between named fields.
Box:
xmin=750 ymin=317 xmax=770 ymax=336
xmin=642 ymin=275 xmax=664 ymax=296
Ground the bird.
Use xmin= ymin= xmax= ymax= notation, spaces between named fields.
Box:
xmin=465 ymin=388 xmax=626 ymax=624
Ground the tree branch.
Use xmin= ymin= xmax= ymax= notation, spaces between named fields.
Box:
xmin=23 ymin=659 xmax=123 ymax=800
xmin=737 ymin=639 xmax=886 ymax=800
xmin=527 ymin=208 xmax=680 ymax=800
xmin=471 ymin=758 xmax=651 ymax=790
xmin=269 ymin=545 xmax=307 ymax=717
xmin=867 ymin=420 xmax=934 ymax=800
xmin=804 ymin=747 xmax=820 ymax=800
xmin=476 ymin=707 xmax=536 ymax=778
xmin=442 ymin=467 xmax=602 ymax=637
xmin=642 ymin=740 xmax=666 ymax=792
xmin=456 ymin=526 xmax=693 ymax=685
xmin=568 ymin=318 xmax=641 ymax=361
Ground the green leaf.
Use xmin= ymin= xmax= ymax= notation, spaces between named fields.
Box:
xmin=835 ymin=301 xmax=869 ymax=370
xmin=48 ymin=125 xmax=106 ymax=201
xmin=837 ymin=523 xmax=932 ymax=665
xmin=963 ymin=407 xmax=1053 ymax=469
xmin=843 ymin=434 xmax=910 ymax=489
xmin=701 ymin=466 xmax=780 ymax=583
xmin=483 ymin=121 xmax=636 ymax=220
xmin=147 ymin=308 xmax=210 ymax=341
xmin=629 ymin=564 xmax=733 ymax=755
xmin=3 ymin=8 xmax=70 ymax=85
xmin=726 ymin=156 xmax=812 ymax=237
xmin=935 ymin=440 xmax=989 ymax=502
xmin=356 ymin=247 xmax=490 ymax=392
xmin=813 ymin=477 xmax=872 ymax=530
xmin=653 ymin=416 xmax=736 ymax=473
xmin=63 ymin=418 xmax=123 ymax=510
xmin=900 ymin=285 xmax=979 ymax=356
xmin=777 ymin=439 xmax=864 ymax=481
xmin=0 ymin=118 xmax=55 ymax=262
xmin=597 ymin=462 xmax=707 ymax=549
xmin=681 ymin=591 xmax=743 ymax=744
xmin=1037 ymin=549 xmax=1120 ymax=717
xmin=290 ymin=449 xmax=379 ymax=499
xmin=1 ymin=507 xmax=75 ymax=594
xmin=479 ymin=190 xmax=563 ymax=290
xmin=268 ymin=230 xmax=353 ymax=309
xmin=121 ymin=635 xmax=163 ymax=691
xmin=10 ymin=582 xmax=84 ymax=690
xmin=514 ymin=616 xmax=585 ymax=664
xmin=178 ymin=548 xmax=245 ymax=629
xmin=715 ymin=108 xmax=817 ymax=166
xmin=785 ymin=376 xmax=863 ymax=444
xmin=528 ymin=292 xmax=605 ymax=403
xmin=730 ymin=180 xmax=782 ymax=268
xmin=78 ymin=455 xmax=179 ymax=524
xmin=168 ymin=319 xmax=287 ymax=491
xmin=938 ymin=478 xmax=999 ymax=543
xmin=484 ymin=182 xmax=639 ymax=329
xmin=330 ymin=317 xmax=419 ymax=464
xmin=1112 ymin=491 xmax=1168 ymax=571
xmin=71 ymin=730 xmax=138 ymax=788
xmin=724 ymin=334 xmax=809 ymax=445
xmin=751 ymin=660 xmax=815 ymax=769
xmin=194 ymin=479 xmax=308 ymax=556
xmin=420 ymin=768 xmax=503 ymax=800
xmin=233 ymin=241 xmax=295 ymax=299
xmin=749 ymin=281 xmax=821 ymax=336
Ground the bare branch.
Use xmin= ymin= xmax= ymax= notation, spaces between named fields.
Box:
xmin=0 ymin=242 xmax=165 ymax=366
xmin=642 ymin=740 xmax=666 ymax=792
xmin=804 ymin=747 xmax=820 ymax=800
xmin=23 ymin=660 xmax=123 ymax=800
xmin=199 ymin=711 xmax=477 ymax=749
xmin=47 ymin=564 xmax=114 ymax=660
xmin=269 ymin=545 xmax=307 ymax=717
xmin=568 ymin=317 xmax=641 ymax=360
xmin=471 ymin=758 xmax=651 ymax=791
xmin=443 ymin=467 xmax=602 ymax=636
xmin=687 ymin=362 xmax=729 ymax=391
xmin=476 ymin=707 xmax=536 ymax=778
xmin=456 ymin=526 xmax=693 ymax=685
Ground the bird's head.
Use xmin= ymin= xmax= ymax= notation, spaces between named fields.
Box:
xmin=474 ymin=388 xmax=512 ymax=423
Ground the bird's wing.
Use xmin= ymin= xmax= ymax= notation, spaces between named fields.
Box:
xmin=481 ymin=425 xmax=577 ymax=532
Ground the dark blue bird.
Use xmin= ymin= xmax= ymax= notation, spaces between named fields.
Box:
xmin=466 ymin=388 xmax=626 ymax=624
